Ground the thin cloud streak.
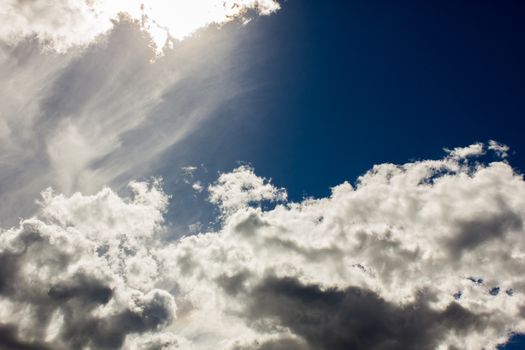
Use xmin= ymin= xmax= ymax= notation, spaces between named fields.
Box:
xmin=0 ymin=17 xmax=255 ymax=226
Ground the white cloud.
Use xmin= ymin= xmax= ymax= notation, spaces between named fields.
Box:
xmin=192 ymin=182 xmax=204 ymax=193
xmin=0 ymin=180 xmax=175 ymax=349
xmin=209 ymin=165 xmax=287 ymax=213
xmin=0 ymin=0 xmax=280 ymax=53
xmin=445 ymin=142 xmax=485 ymax=159
xmin=38 ymin=178 xmax=167 ymax=241
xmin=0 ymin=143 xmax=524 ymax=349
xmin=489 ymin=140 xmax=510 ymax=158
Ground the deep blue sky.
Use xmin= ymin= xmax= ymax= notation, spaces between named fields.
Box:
xmin=160 ymin=1 xmax=525 ymax=346
xmin=169 ymin=0 xmax=525 ymax=199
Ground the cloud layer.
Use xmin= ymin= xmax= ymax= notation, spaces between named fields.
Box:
xmin=1 ymin=0 xmax=280 ymax=52
xmin=0 ymin=142 xmax=524 ymax=349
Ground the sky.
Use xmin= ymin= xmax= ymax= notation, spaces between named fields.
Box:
xmin=0 ymin=1 xmax=525 ymax=349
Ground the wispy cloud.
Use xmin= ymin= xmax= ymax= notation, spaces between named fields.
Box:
xmin=0 ymin=16 xmax=259 ymax=225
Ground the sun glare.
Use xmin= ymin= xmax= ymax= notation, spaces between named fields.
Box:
xmin=88 ymin=0 xmax=280 ymax=51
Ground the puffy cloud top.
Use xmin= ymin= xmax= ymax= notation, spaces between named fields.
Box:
xmin=209 ymin=165 xmax=287 ymax=214
xmin=0 ymin=142 xmax=524 ymax=349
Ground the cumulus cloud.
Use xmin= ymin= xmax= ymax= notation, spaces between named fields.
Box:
xmin=0 ymin=142 xmax=524 ymax=349
xmin=445 ymin=142 xmax=485 ymax=159
xmin=0 ymin=180 xmax=176 ymax=349
xmin=0 ymin=0 xmax=280 ymax=52
xmin=209 ymin=165 xmax=287 ymax=214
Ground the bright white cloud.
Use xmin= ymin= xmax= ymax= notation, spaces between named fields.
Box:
xmin=0 ymin=143 xmax=524 ymax=349
xmin=209 ymin=165 xmax=287 ymax=213
xmin=445 ymin=142 xmax=485 ymax=159
xmin=0 ymin=0 xmax=280 ymax=52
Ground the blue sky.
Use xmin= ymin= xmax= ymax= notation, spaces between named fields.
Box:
xmin=161 ymin=0 xmax=525 ymax=235
xmin=165 ymin=0 xmax=525 ymax=196
xmin=0 ymin=1 xmax=524 ymax=349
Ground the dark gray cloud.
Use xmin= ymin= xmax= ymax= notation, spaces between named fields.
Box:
xmin=47 ymin=273 xmax=113 ymax=305
xmin=58 ymin=290 xmax=174 ymax=350
xmin=240 ymin=276 xmax=485 ymax=350
xmin=448 ymin=211 xmax=522 ymax=258
xmin=0 ymin=324 xmax=52 ymax=350
xmin=0 ymin=249 xmax=172 ymax=349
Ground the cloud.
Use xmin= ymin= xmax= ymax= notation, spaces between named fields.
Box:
xmin=0 ymin=14 xmax=262 ymax=226
xmin=209 ymin=165 xmax=287 ymax=214
xmin=238 ymin=276 xmax=484 ymax=350
xmin=0 ymin=0 xmax=280 ymax=52
xmin=489 ymin=140 xmax=510 ymax=158
xmin=0 ymin=2 xmax=280 ymax=231
xmin=0 ymin=142 xmax=524 ymax=349
xmin=444 ymin=142 xmax=485 ymax=159
xmin=192 ymin=182 xmax=204 ymax=193
xmin=0 ymin=180 xmax=175 ymax=349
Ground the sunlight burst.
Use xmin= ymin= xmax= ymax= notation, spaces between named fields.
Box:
xmin=1 ymin=0 xmax=280 ymax=52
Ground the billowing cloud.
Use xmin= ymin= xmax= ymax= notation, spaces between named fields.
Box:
xmin=0 ymin=180 xmax=176 ymax=349
xmin=0 ymin=142 xmax=524 ymax=349
xmin=0 ymin=0 xmax=280 ymax=52
xmin=209 ymin=165 xmax=287 ymax=214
